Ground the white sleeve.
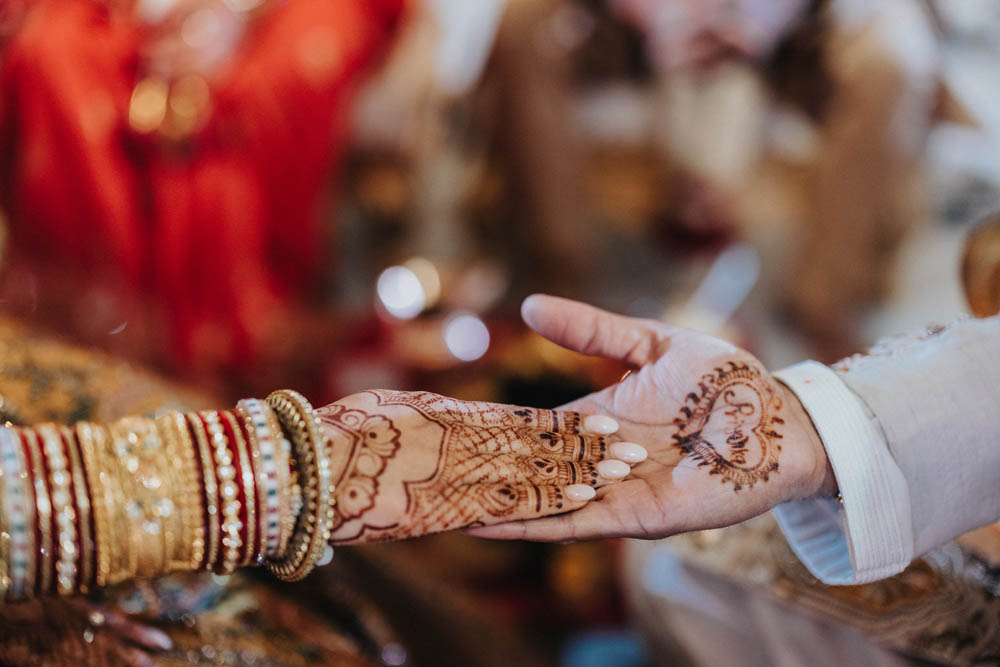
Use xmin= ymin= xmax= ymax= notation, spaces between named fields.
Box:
xmin=772 ymin=316 xmax=1000 ymax=585
xmin=772 ymin=362 xmax=912 ymax=585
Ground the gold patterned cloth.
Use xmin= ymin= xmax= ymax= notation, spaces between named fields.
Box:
xmin=0 ymin=318 xmax=382 ymax=666
xmin=629 ymin=514 xmax=1000 ymax=666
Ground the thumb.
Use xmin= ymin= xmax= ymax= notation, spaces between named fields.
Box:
xmin=521 ymin=295 xmax=677 ymax=366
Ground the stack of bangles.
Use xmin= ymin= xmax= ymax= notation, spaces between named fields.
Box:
xmin=0 ymin=389 xmax=335 ymax=602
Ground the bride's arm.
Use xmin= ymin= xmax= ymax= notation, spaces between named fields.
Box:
xmin=0 ymin=388 xmax=643 ymax=601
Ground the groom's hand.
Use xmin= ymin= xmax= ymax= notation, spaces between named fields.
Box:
xmin=466 ymin=295 xmax=835 ymax=542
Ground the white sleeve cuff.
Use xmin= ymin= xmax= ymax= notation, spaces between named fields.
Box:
xmin=772 ymin=361 xmax=914 ymax=585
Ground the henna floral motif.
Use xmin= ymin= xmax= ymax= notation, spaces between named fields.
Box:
xmin=670 ymin=361 xmax=783 ymax=491
xmin=317 ymin=404 xmax=402 ymax=528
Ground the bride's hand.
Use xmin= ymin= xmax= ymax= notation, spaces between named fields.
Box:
xmin=465 ymin=295 xmax=835 ymax=542
xmin=318 ymin=390 xmax=645 ymax=543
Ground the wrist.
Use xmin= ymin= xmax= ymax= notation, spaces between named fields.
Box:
xmin=779 ymin=383 xmax=839 ymax=501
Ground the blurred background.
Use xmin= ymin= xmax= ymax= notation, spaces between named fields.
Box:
xmin=1 ymin=0 xmax=999 ymax=665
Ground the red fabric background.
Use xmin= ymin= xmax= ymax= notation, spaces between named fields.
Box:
xmin=0 ymin=0 xmax=403 ymax=369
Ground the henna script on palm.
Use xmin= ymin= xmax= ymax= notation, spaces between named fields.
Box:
xmin=671 ymin=361 xmax=783 ymax=491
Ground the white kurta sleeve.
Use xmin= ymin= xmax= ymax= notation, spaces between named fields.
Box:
xmin=772 ymin=362 xmax=912 ymax=585
xmin=771 ymin=315 xmax=1000 ymax=585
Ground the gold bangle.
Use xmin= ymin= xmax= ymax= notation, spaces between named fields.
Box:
xmin=109 ymin=418 xmax=153 ymax=579
xmin=37 ymin=425 xmax=77 ymax=596
xmin=1 ymin=427 xmax=34 ymax=600
xmin=109 ymin=417 xmax=170 ymax=579
xmin=154 ymin=417 xmax=181 ymax=576
xmin=63 ymin=425 xmax=93 ymax=594
xmin=105 ymin=424 xmax=135 ymax=585
xmin=77 ymin=422 xmax=120 ymax=587
xmin=221 ymin=411 xmax=256 ymax=567
xmin=154 ymin=412 xmax=196 ymax=574
xmin=108 ymin=419 xmax=143 ymax=579
xmin=161 ymin=412 xmax=204 ymax=572
xmin=23 ymin=428 xmax=53 ymax=595
xmin=202 ymin=412 xmax=241 ymax=574
xmin=178 ymin=414 xmax=206 ymax=572
xmin=265 ymin=390 xmax=334 ymax=582
xmin=187 ymin=413 xmax=219 ymax=571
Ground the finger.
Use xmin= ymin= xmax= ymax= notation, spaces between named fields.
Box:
xmin=581 ymin=414 xmax=618 ymax=435
xmin=473 ymin=456 xmax=631 ymax=487
xmin=608 ymin=441 xmax=648 ymax=464
xmin=471 ymin=481 xmax=596 ymax=524
xmin=474 ymin=428 xmax=608 ymax=459
xmin=465 ymin=500 xmax=622 ymax=542
xmin=531 ymin=430 xmax=607 ymax=461
xmin=400 ymin=393 xmax=586 ymax=434
xmin=504 ymin=406 xmax=583 ymax=434
xmin=521 ymin=294 xmax=677 ymax=366
xmin=122 ymin=647 xmax=158 ymax=667
xmin=63 ymin=599 xmax=173 ymax=652
xmin=102 ymin=609 xmax=173 ymax=652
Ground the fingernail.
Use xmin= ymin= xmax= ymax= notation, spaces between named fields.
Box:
xmin=146 ymin=627 xmax=173 ymax=652
xmin=565 ymin=484 xmax=597 ymax=501
xmin=609 ymin=442 xmax=648 ymax=464
xmin=318 ymin=545 xmax=334 ymax=567
xmin=583 ymin=415 xmax=618 ymax=435
xmin=596 ymin=459 xmax=630 ymax=479
xmin=127 ymin=649 xmax=157 ymax=667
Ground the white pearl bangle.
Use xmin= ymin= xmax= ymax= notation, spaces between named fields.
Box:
xmin=0 ymin=427 xmax=34 ymax=600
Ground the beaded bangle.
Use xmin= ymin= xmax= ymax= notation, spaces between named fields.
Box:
xmin=187 ymin=413 xmax=219 ymax=571
xmin=0 ymin=429 xmax=7 ymax=601
xmin=234 ymin=404 xmax=268 ymax=563
xmin=237 ymin=399 xmax=288 ymax=559
xmin=38 ymin=425 xmax=77 ymax=596
xmin=265 ymin=390 xmax=334 ymax=582
xmin=202 ymin=412 xmax=242 ymax=574
xmin=0 ymin=463 xmax=5 ymax=602
xmin=62 ymin=425 xmax=93 ymax=593
xmin=220 ymin=411 xmax=256 ymax=567
xmin=23 ymin=428 xmax=53 ymax=595
xmin=0 ymin=427 xmax=34 ymax=600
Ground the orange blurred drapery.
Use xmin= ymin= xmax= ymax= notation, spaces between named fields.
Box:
xmin=0 ymin=0 xmax=403 ymax=371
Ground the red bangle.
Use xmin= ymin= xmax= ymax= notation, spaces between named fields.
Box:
xmin=201 ymin=411 xmax=242 ymax=574
xmin=62 ymin=425 xmax=94 ymax=593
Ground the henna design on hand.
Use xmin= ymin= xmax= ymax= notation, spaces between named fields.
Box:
xmin=317 ymin=403 xmax=402 ymax=530
xmin=670 ymin=361 xmax=783 ymax=491
xmin=317 ymin=391 xmax=612 ymax=543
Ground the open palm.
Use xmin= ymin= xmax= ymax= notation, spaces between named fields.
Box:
xmin=468 ymin=295 xmax=829 ymax=542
